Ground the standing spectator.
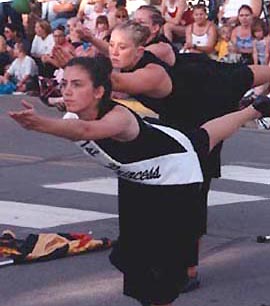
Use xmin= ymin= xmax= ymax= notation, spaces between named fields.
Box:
xmin=0 ymin=35 xmax=12 ymax=75
xmin=162 ymin=0 xmax=192 ymax=43
xmin=252 ymin=18 xmax=269 ymax=65
xmin=218 ymin=0 xmax=262 ymax=27
xmin=183 ymin=4 xmax=217 ymax=55
xmin=82 ymin=0 xmax=107 ymax=31
xmin=231 ymin=4 xmax=254 ymax=65
xmin=106 ymin=0 xmax=118 ymax=29
xmin=251 ymin=18 xmax=270 ymax=96
xmin=31 ymin=20 xmax=55 ymax=77
xmin=1 ymin=42 xmax=38 ymax=93
xmin=50 ymin=0 xmax=81 ymax=30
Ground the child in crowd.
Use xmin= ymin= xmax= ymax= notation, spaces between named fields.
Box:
xmin=82 ymin=0 xmax=107 ymax=31
xmin=252 ymin=18 xmax=269 ymax=65
xmin=215 ymin=24 xmax=240 ymax=63
xmin=0 ymin=42 xmax=38 ymax=94
xmin=252 ymin=18 xmax=270 ymax=96
xmin=94 ymin=14 xmax=110 ymax=40
xmin=66 ymin=17 xmax=83 ymax=48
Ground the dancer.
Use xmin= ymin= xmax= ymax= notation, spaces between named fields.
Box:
xmin=9 ymin=55 xmax=270 ymax=306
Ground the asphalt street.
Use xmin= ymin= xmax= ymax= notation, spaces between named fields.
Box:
xmin=1 ymin=95 xmax=270 ymax=306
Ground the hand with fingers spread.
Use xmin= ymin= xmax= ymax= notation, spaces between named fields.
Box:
xmin=9 ymin=100 xmax=44 ymax=131
xmin=52 ymin=46 xmax=75 ymax=68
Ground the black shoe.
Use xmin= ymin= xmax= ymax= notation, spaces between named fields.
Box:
xmin=239 ymin=92 xmax=258 ymax=110
xmin=252 ymin=95 xmax=270 ymax=118
xmin=181 ymin=273 xmax=201 ymax=293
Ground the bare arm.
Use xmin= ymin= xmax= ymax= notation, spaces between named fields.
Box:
xmin=170 ymin=0 xmax=187 ymax=25
xmin=53 ymin=2 xmax=74 ymax=13
xmin=252 ymin=40 xmax=258 ymax=65
xmin=145 ymin=42 xmax=176 ymax=66
xmin=9 ymin=100 xmax=139 ymax=142
xmin=111 ymin=64 xmax=172 ymax=98
xmin=77 ymin=27 xmax=109 ymax=56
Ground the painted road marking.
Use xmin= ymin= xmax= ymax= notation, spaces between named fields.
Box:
xmin=44 ymin=178 xmax=118 ymax=196
xmin=221 ymin=165 xmax=270 ymax=185
xmin=44 ymin=177 xmax=268 ymax=206
xmin=0 ymin=201 xmax=118 ymax=229
xmin=208 ymin=190 xmax=266 ymax=206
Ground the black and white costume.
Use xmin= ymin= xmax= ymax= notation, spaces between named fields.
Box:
xmin=64 ymin=100 xmax=209 ymax=305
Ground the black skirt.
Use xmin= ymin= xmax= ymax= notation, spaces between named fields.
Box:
xmin=110 ymin=178 xmax=202 ymax=305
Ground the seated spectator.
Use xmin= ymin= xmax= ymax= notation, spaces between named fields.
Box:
xmin=0 ymin=35 xmax=12 ymax=75
xmin=0 ymin=42 xmax=38 ymax=94
xmin=42 ymin=25 xmax=74 ymax=69
xmin=162 ymin=0 xmax=193 ymax=43
xmin=231 ymin=4 xmax=254 ymax=65
xmin=31 ymin=20 xmax=55 ymax=77
xmin=4 ymin=23 xmax=30 ymax=58
xmin=66 ymin=17 xmax=84 ymax=48
xmin=182 ymin=4 xmax=217 ymax=55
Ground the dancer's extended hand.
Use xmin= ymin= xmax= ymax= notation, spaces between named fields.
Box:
xmin=9 ymin=100 xmax=41 ymax=130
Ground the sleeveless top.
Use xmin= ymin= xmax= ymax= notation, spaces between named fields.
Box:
xmin=64 ymin=101 xmax=203 ymax=185
xmin=235 ymin=29 xmax=253 ymax=51
xmin=121 ymin=51 xmax=175 ymax=115
xmin=191 ymin=23 xmax=211 ymax=47
xmin=144 ymin=33 xmax=179 ymax=59
xmin=254 ymin=39 xmax=267 ymax=65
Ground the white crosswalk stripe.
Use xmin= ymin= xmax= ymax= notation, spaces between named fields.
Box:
xmin=0 ymin=201 xmax=118 ymax=229
xmin=221 ymin=165 xmax=270 ymax=185
xmin=43 ymin=169 xmax=269 ymax=207
xmin=1 ymin=165 xmax=269 ymax=229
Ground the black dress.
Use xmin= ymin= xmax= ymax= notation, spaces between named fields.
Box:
xmin=123 ymin=51 xmax=254 ymax=238
xmin=69 ymin=101 xmax=209 ymax=305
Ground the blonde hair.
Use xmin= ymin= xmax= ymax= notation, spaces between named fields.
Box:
xmin=0 ymin=35 xmax=7 ymax=53
xmin=113 ymin=20 xmax=150 ymax=46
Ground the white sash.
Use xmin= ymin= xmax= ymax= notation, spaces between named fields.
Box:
xmin=75 ymin=121 xmax=203 ymax=186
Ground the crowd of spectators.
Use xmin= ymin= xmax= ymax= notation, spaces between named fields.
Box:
xmin=0 ymin=0 xmax=270 ymax=98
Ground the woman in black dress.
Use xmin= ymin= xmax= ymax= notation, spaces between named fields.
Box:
xmin=108 ymin=19 xmax=270 ymax=284
xmin=9 ymin=55 xmax=270 ymax=306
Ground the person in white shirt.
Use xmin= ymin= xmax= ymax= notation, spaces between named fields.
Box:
xmin=30 ymin=20 xmax=55 ymax=77
xmin=0 ymin=41 xmax=38 ymax=93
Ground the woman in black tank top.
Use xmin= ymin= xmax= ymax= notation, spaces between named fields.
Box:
xmin=9 ymin=55 xmax=270 ymax=306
